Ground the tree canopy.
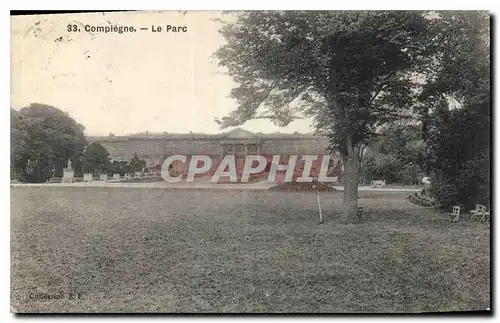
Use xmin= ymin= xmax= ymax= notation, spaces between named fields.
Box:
xmin=216 ymin=12 xmax=431 ymax=147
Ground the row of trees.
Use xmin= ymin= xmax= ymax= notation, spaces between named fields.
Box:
xmin=77 ymin=142 xmax=147 ymax=177
xmin=215 ymin=11 xmax=490 ymax=221
xmin=11 ymin=104 xmax=147 ymax=182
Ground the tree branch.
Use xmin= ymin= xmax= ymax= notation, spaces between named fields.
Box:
xmin=370 ymin=72 xmax=399 ymax=102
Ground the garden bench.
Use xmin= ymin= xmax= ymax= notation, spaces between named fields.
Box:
xmin=470 ymin=204 xmax=490 ymax=223
xmin=470 ymin=204 xmax=487 ymax=221
xmin=478 ymin=210 xmax=490 ymax=223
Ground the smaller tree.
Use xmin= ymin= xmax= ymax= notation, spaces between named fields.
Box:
xmin=128 ymin=154 xmax=147 ymax=173
xmin=108 ymin=161 xmax=131 ymax=176
xmin=81 ymin=142 xmax=110 ymax=176
xmin=360 ymin=123 xmax=425 ymax=185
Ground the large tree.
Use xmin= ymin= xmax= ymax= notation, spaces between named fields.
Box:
xmin=11 ymin=104 xmax=87 ymax=182
xmin=215 ymin=11 xmax=431 ymax=222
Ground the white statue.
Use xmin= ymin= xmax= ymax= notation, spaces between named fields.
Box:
xmin=67 ymin=159 xmax=72 ymax=170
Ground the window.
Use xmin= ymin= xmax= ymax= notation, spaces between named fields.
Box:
xmin=247 ymin=144 xmax=258 ymax=154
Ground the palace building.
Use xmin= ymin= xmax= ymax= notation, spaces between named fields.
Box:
xmin=88 ymin=128 xmax=342 ymax=181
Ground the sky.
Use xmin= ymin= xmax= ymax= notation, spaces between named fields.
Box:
xmin=10 ymin=11 xmax=314 ymax=136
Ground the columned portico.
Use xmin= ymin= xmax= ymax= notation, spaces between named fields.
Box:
xmin=219 ymin=128 xmax=261 ymax=155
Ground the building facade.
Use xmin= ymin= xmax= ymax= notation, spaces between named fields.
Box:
xmin=88 ymin=128 xmax=342 ymax=181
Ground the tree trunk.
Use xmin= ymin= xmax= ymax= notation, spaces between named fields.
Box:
xmin=341 ymin=137 xmax=360 ymax=223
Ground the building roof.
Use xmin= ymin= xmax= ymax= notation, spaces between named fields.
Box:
xmin=88 ymin=127 xmax=325 ymax=142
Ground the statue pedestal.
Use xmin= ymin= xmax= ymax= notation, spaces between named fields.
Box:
xmin=62 ymin=170 xmax=74 ymax=183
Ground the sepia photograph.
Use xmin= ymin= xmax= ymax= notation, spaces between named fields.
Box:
xmin=9 ymin=9 xmax=491 ymax=314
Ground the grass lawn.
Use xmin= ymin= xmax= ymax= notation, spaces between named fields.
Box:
xmin=11 ymin=187 xmax=490 ymax=313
